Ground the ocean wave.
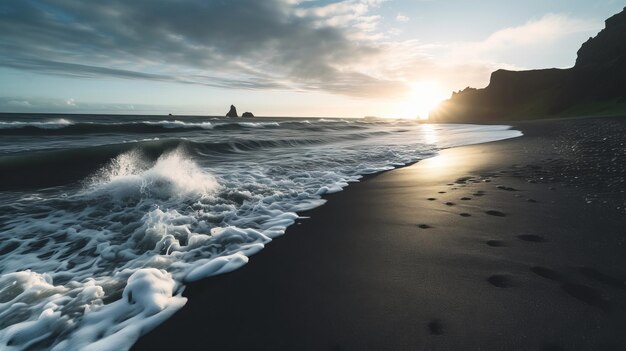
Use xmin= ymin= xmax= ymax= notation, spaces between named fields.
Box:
xmin=236 ymin=121 xmax=280 ymax=128
xmin=0 ymin=118 xmax=73 ymax=129
xmin=87 ymin=149 xmax=218 ymax=200
xmin=0 ymin=132 xmax=393 ymax=190
xmin=143 ymin=120 xmax=215 ymax=129
xmin=0 ymin=150 xmax=282 ymax=350
xmin=0 ymin=119 xmax=213 ymax=135
xmin=0 ymin=120 xmax=522 ymax=350
xmin=0 ymin=118 xmax=363 ymax=136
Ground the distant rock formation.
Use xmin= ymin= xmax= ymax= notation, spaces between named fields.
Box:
xmin=242 ymin=112 xmax=254 ymax=118
xmin=226 ymin=105 xmax=238 ymax=118
xmin=430 ymin=7 xmax=626 ymax=122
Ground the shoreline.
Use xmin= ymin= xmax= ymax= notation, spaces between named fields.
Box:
xmin=133 ymin=117 xmax=626 ymax=351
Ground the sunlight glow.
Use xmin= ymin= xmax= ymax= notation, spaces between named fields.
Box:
xmin=393 ymin=81 xmax=449 ymax=120
xmin=419 ymin=123 xmax=439 ymax=144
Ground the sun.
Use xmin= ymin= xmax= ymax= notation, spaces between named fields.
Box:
xmin=394 ymin=81 xmax=449 ymax=120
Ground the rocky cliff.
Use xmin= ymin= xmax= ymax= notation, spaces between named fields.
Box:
xmin=430 ymin=7 xmax=626 ymax=122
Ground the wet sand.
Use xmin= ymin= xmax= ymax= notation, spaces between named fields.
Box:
xmin=133 ymin=117 xmax=626 ymax=351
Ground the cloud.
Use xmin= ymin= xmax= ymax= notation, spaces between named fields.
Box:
xmin=0 ymin=0 xmax=406 ymax=98
xmin=0 ymin=96 xmax=182 ymax=113
xmin=295 ymin=0 xmax=385 ymax=30
xmin=396 ymin=14 xmax=409 ymax=22
xmin=481 ymin=13 xmax=597 ymax=48
xmin=0 ymin=1 xmax=603 ymax=104
xmin=5 ymin=99 xmax=33 ymax=108
xmin=442 ymin=13 xmax=600 ymax=68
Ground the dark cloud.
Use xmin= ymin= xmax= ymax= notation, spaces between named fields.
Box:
xmin=0 ymin=56 xmax=288 ymax=90
xmin=0 ymin=0 xmax=407 ymax=97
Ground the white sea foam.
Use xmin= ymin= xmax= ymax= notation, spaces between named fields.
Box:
xmin=0 ymin=151 xmax=273 ymax=350
xmin=237 ymin=122 xmax=280 ymax=128
xmin=142 ymin=120 xmax=285 ymax=129
xmin=88 ymin=150 xmax=218 ymax=200
xmin=0 ymin=121 xmax=522 ymax=350
xmin=141 ymin=120 xmax=215 ymax=129
xmin=0 ymin=118 xmax=73 ymax=129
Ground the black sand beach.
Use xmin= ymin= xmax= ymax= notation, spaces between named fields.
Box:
xmin=133 ymin=117 xmax=626 ymax=351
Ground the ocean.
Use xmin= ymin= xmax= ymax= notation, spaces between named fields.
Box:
xmin=0 ymin=113 xmax=521 ymax=350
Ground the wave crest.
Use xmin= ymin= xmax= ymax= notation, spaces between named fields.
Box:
xmin=89 ymin=149 xmax=218 ymax=200
xmin=0 ymin=118 xmax=73 ymax=129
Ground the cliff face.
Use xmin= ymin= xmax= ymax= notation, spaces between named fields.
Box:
xmin=430 ymin=7 xmax=626 ymax=122
xmin=576 ymin=9 xmax=626 ymax=69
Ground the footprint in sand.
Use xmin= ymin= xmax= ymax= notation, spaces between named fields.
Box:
xmin=530 ymin=266 xmax=561 ymax=281
xmin=427 ymin=198 xmax=437 ymax=201
xmin=485 ymin=210 xmax=506 ymax=217
xmin=438 ymin=191 xmax=446 ymax=194
xmin=561 ymin=283 xmax=609 ymax=310
xmin=576 ymin=267 xmax=626 ymax=290
xmin=445 ymin=202 xmax=455 ymax=206
xmin=486 ymin=240 xmax=505 ymax=247
xmin=529 ymin=267 xmax=611 ymax=310
xmin=456 ymin=176 xmax=473 ymax=184
xmin=427 ymin=319 xmax=443 ymax=335
xmin=517 ymin=234 xmax=546 ymax=242
xmin=496 ymin=185 xmax=518 ymax=191
xmin=417 ymin=224 xmax=433 ymax=229
xmin=487 ymin=275 xmax=512 ymax=288
xmin=542 ymin=343 xmax=567 ymax=351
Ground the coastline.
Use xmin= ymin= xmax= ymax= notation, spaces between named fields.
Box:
xmin=132 ymin=117 xmax=626 ymax=351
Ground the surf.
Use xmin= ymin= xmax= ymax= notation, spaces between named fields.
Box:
xmin=0 ymin=115 xmax=522 ymax=350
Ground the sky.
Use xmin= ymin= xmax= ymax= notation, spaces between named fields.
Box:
xmin=0 ymin=0 xmax=623 ymax=118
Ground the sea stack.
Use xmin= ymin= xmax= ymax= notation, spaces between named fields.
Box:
xmin=242 ymin=112 xmax=254 ymax=118
xmin=226 ymin=105 xmax=238 ymax=118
